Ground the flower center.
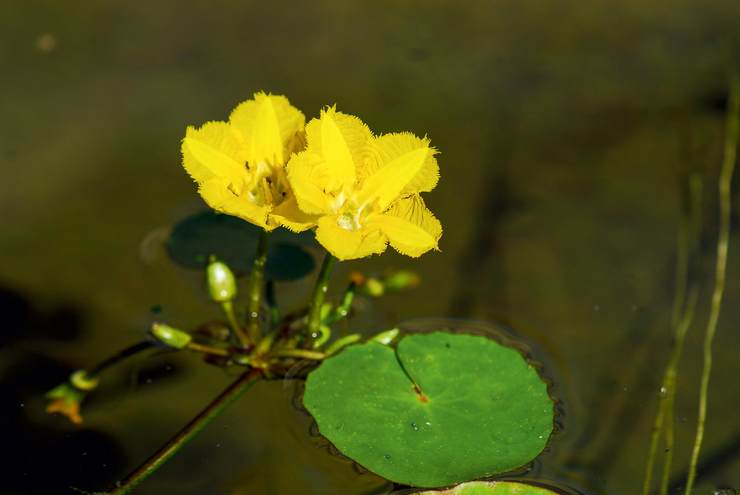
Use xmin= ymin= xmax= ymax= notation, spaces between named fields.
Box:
xmin=337 ymin=212 xmax=361 ymax=231
xmin=245 ymin=161 xmax=285 ymax=207
xmin=331 ymin=191 xmax=367 ymax=231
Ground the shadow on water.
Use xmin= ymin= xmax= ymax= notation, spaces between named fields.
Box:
xmin=0 ymin=285 xmax=125 ymax=494
xmin=0 ymin=285 xmax=185 ymax=494
xmin=447 ymin=113 xmax=522 ymax=320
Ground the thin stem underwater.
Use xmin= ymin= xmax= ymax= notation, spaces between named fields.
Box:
xmin=107 ymin=368 xmax=262 ymax=495
xmin=642 ymin=174 xmax=701 ymax=495
xmin=642 ymin=173 xmax=702 ymax=495
xmin=659 ymin=289 xmax=698 ymax=495
xmin=684 ymin=73 xmax=740 ymax=495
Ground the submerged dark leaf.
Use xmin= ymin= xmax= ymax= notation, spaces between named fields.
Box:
xmin=166 ymin=210 xmax=315 ymax=280
xmin=167 ymin=211 xmax=260 ymax=273
xmin=265 ymin=243 xmax=315 ymax=281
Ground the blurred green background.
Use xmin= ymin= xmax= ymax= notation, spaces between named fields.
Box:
xmin=2 ymin=1 xmax=740 ymax=494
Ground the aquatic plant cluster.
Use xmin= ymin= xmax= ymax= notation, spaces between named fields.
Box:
xmin=42 ymin=92 xmax=557 ymax=494
xmin=46 ymin=83 xmax=740 ymax=495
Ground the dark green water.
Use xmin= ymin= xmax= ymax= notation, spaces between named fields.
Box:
xmin=1 ymin=1 xmax=739 ymax=494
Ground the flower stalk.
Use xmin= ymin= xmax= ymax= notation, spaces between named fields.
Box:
xmin=306 ymin=253 xmax=336 ymax=344
xmin=245 ymin=230 xmax=270 ymax=345
xmin=107 ymin=368 xmax=262 ymax=495
xmin=89 ymin=341 xmax=156 ymax=375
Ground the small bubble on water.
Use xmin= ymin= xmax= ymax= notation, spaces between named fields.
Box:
xmin=425 ymin=421 xmax=432 ymax=426
xmin=384 ymin=454 xmax=391 ymax=460
xmin=659 ymin=386 xmax=668 ymax=396
xmin=713 ymin=488 xmax=735 ymax=495
xmin=411 ymin=422 xmax=419 ymax=431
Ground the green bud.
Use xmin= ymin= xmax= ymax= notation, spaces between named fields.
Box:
xmin=383 ymin=270 xmax=420 ymax=291
xmin=365 ymin=277 xmax=385 ymax=297
xmin=371 ymin=328 xmax=400 ymax=345
xmin=70 ymin=370 xmax=99 ymax=391
xmin=207 ymin=256 xmax=237 ymax=302
xmin=151 ymin=322 xmax=192 ymax=349
xmin=320 ymin=302 xmax=333 ymax=321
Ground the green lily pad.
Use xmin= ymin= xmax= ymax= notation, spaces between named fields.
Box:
xmin=415 ymin=481 xmax=560 ymax=494
xmin=303 ymin=332 xmax=554 ymax=487
xmin=166 ymin=210 xmax=315 ymax=280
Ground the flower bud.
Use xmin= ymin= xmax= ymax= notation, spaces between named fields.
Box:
xmin=364 ymin=277 xmax=385 ymax=297
xmin=320 ymin=302 xmax=333 ymax=320
xmin=70 ymin=370 xmax=99 ymax=391
xmin=383 ymin=270 xmax=420 ymax=291
xmin=151 ymin=322 xmax=192 ymax=349
xmin=207 ymin=256 xmax=237 ymax=302
xmin=371 ymin=328 xmax=400 ymax=345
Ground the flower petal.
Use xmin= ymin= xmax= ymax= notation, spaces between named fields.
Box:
xmin=199 ymin=177 xmax=271 ymax=230
xmin=356 ymin=143 xmax=430 ymax=211
xmin=286 ymin=151 xmax=331 ymax=215
xmin=369 ymin=195 xmax=441 ymax=257
xmin=305 ymin=106 xmax=372 ymax=190
xmin=271 ymin=195 xmax=318 ymax=232
xmin=229 ymin=92 xmax=305 ymax=167
xmin=362 ymin=132 xmax=439 ymax=195
xmin=315 ymin=216 xmax=387 ymax=260
xmin=182 ymin=121 xmax=247 ymax=189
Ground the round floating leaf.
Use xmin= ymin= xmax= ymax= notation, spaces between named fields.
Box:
xmin=166 ymin=210 xmax=315 ymax=280
xmin=415 ymin=481 xmax=560 ymax=495
xmin=303 ymin=332 xmax=554 ymax=488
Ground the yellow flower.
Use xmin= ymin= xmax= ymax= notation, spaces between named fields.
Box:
xmin=287 ymin=106 xmax=442 ymax=260
xmin=181 ymin=92 xmax=315 ymax=231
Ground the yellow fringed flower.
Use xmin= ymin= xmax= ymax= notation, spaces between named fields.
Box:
xmin=287 ymin=106 xmax=442 ymax=260
xmin=181 ymin=92 xmax=315 ymax=231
